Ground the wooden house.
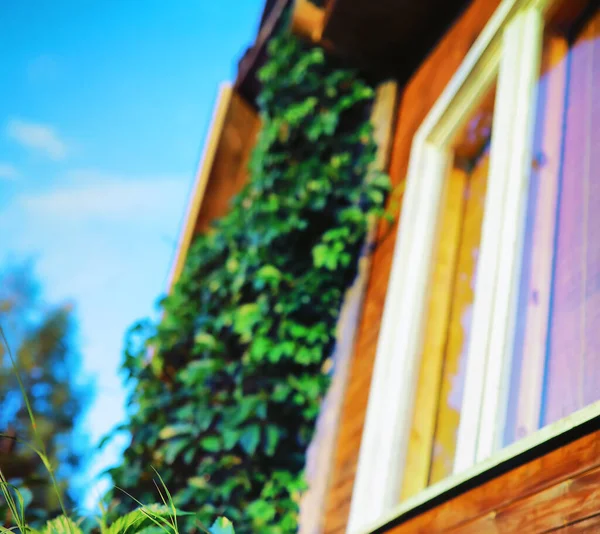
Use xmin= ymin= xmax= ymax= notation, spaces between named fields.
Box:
xmin=171 ymin=0 xmax=600 ymax=531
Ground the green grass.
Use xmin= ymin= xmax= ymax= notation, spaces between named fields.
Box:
xmin=0 ymin=326 xmax=234 ymax=534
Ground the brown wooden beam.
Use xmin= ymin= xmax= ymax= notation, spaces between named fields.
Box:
xmin=291 ymin=0 xmax=326 ymax=42
xmin=375 ymin=422 xmax=600 ymax=533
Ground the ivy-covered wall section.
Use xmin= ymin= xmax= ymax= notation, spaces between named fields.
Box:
xmin=106 ymin=31 xmax=390 ymax=534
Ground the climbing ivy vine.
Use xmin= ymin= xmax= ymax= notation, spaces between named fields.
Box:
xmin=106 ymin=30 xmax=390 ymax=534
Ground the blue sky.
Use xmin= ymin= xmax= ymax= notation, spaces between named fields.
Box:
xmin=0 ymin=0 xmax=264 ymax=512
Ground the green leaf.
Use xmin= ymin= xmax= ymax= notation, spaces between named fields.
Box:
xmin=158 ymin=423 xmax=194 ymax=440
xmin=283 ymin=97 xmax=318 ymax=126
xmin=240 ymin=425 xmax=261 ymax=455
xmin=135 ymin=527 xmax=169 ymax=534
xmin=232 ymin=303 xmax=261 ymax=341
xmin=368 ymin=188 xmax=385 ymax=204
xmin=104 ymin=509 xmax=148 ymax=534
xmin=222 ymin=428 xmax=242 ymax=450
xmin=200 ymin=436 xmax=222 ymax=453
xmin=183 ymin=447 xmax=196 ymax=464
xmin=339 ymin=206 xmax=364 ymax=223
xmin=105 ymin=504 xmax=192 ymax=534
xmin=369 ymin=171 xmax=392 ymax=190
xmin=312 ymin=244 xmax=328 ymax=268
xmin=163 ymin=438 xmax=188 ymax=464
xmin=247 ymin=499 xmax=277 ymax=525
xmin=255 ymin=265 xmax=282 ymax=288
xmin=194 ymin=332 xmax=218 ymax=349
xmin=264 ymin=425 xmax=280 ymax=456
xmin=226 ymin=257 xmax=240 ymax=273
xmin=250 ymin=336 xmax=272 ymax=360
xmin=272 ymin=383 xmax=291 ymax=402
xmin=41 ymin=516 xmax=84 ymax=534
xmin=320 ymin=110 xmax=338 ymax=135
xmin=188 ymin=476 xmax=208 ymax=489
xmin=218 ymin=475 xmax=251 ymax=500
xmin=210 ymin=517 xmax=235 ymax=534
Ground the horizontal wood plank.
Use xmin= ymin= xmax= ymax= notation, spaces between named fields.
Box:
xmin=386 ymin=429 xmax=600 ymax=533
xmin=562 ymin=513 xmax=600 ymax=532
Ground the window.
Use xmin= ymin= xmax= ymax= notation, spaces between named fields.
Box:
xmin=402 ymin=86 xmax=496 ymax=496
xmin=505 ymin=6 xmax=600 ymax=444
xmin=348 ymin=1 xmax=600 ymax=533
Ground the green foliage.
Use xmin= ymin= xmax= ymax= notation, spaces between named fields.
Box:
xmin=0 ymin=262 xmax=92 ymax=526
xmin=33 ymin=514 xmax=84 ymax=534
xmin=0 ymin=282 xmax=235 ymax=534
xmin=0 ymin=485 xmax=233 ymax=534
xmin=209 ymin=517 xmax=235 ymax=534
xmin=106 ymin=31 xmax=390 ymax=533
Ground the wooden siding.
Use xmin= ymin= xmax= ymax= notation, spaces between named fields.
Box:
xmin=291 ymin=0 xmax=326 ymax=44
xmin=168 ymin=86 xmax=261 ymax=287
xmin=322 ymin=0 xmax=502 ymax=531
xmin=385 ymin=428 xmax=600 ymax=533
xmin=192 ymin=90 xmax=261 ymax=234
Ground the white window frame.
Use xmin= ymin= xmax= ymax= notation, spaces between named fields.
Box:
xmin=347 ymin=0 xmax=560 ymax=532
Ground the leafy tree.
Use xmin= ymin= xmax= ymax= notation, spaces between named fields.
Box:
xmin=0 ymin=260 xmax=92 ymax=526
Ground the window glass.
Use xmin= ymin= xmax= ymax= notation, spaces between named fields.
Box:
xmin=403 ymin=86 xmax=496 ymax=497
xmin=429 ymin=147 xmax=489 ymax=485
xmin=506 ymin=7 xmax=600 ymax=445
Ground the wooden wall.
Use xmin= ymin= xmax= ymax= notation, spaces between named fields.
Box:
xmin=321 ymin=0 xmax=502 ymax=531
xmin=168 ymin=86 xmax=261 ymax=287
xmin=191 ymin=90 xmax=261 ymax=235
xmin=386 ymin=428 xmax=600 ymax=532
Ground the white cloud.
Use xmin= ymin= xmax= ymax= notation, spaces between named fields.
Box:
xmin=0 ymin=168 xmax=190 ymax=312
xmin=6 ymin=118 xmax=68 ymax=160
xmin=18 ymin=170 xmax=190 ymax=224
xmin=0 ymin=163 xmax=18 ymax=180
